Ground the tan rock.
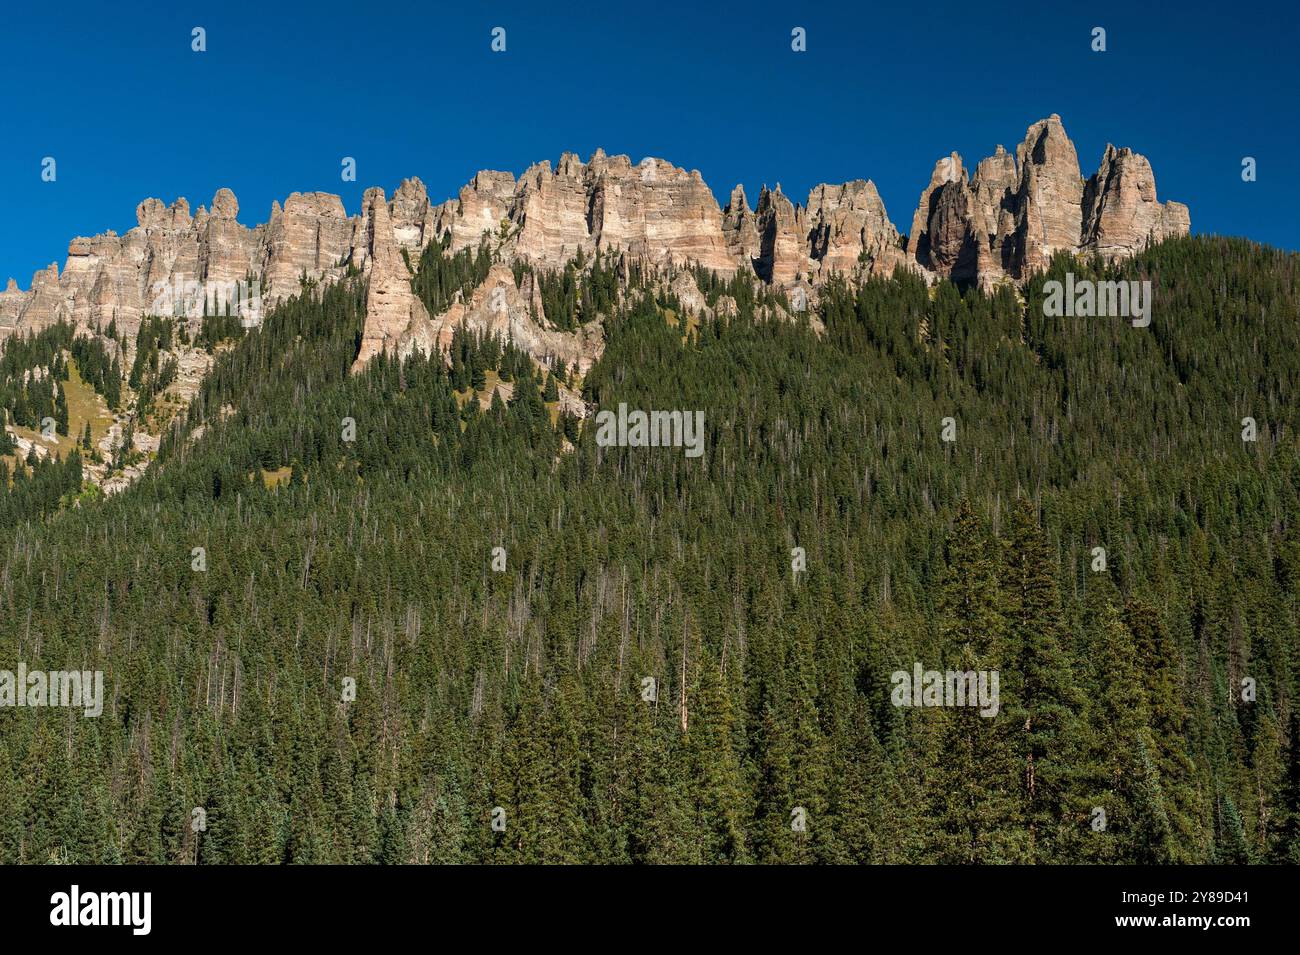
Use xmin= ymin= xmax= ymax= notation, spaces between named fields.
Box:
xmin=1 ymin=116 xmax=1189 ymax=355
xmin=670 ymin=271 xmax=707 ymax=314
xmin=1082 ymin=145 xmax=1191 ymax=259
xmin=438 ymin=170 xmax=516 ymax=253
xmin=390 ymin=177 xmax=439 ymax=252
xmin=755 ymin=185 xmax=806 ymax=285
xmin=512 ymin=156 xmax=596 ymax=265
xmin=199 ymin=190 xmax=256 ymax=286
xmin=0 ymin=278 xmax=27 ymax=337
xmin=352 ymin=188 xmax=432 ymax=372
xmin=17 ymin=264 xmax=68 ymax=331
xmin=423 ymin=263 xmax=603 ymax=377
xmin=970 ymin=146 xmax=1018 ymax=280
xmin=907 ymin=115 xmax=1188 ymax=286
xmin=722 ymin=185 xmax=761 ymax=268
xmin=586 ymin=154 xmax=735 ymax=273
xmin=807 ymin=179 xmax=904 ymax=278
xmin=1014 ymin=114 xmax=1084 ymax=274
xmin=262 ymin=191 xmax=351 ymax=301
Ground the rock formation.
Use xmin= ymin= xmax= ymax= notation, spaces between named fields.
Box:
xmin=907 ymin=114 xmax=1190 ymax=288
xmin=721 ymin=185 xmax=761 ymax=264
xmin=442 ymin=150 xmax=739 ymax=275
xmin=352 ymin=188 xmax=432 ymax=372
xmin=1 ymin=115 xmax=1189 ymax=373
xmin=420 ymin=263 xmax=604 ymax=380
xmin=262 ymin=192 xmax=352 ymax=297
xmin=805 ymin=179 xmax=906 ymax=279
xmin=1081 ymin=145 xmax=1191 ymax=260
xmin=754 ymin=185 xmax=806 ymax=285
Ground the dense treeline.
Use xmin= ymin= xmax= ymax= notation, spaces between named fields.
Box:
xmin=0 ymin=448 xmax=85 ymax=528
xmin=411 ymin=235 xmax=493 ymax=318
xmin=130 ymin=317 xmax=179 ymax=419
xmin=0 ymin=321 xmax=117 ymax=430
xmin=690 ymin=261 xmax=791 ymax=315
xmin=0 ymin=235 xmax=1297 ymax=864
xmin=71 ymin=332 xmax=122 ymax=411
xmin=0 ymin=321 xmax=112 ymax=525
xmin=1 ymin=323 xmax=71 ymax=435
xmin=519 ymin=249 xmax=623 ymax=330
xmin=447 ymin=323 xmax=535 ymax=393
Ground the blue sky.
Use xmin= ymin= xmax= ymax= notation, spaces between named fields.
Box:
xmin=1 ymin=0 xmax=1296 ymax=285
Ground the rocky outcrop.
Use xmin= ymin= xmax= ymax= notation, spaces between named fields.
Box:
xmin=200 ymin=188 xmax=257 ymax=286
xmin=1014 ymin=115 xmax=1085 ymax=276
xmin=721 ymin=178 xmax=906 ymax=285
xmin=968 ymin=146 xmax=1019 ymax=278
xmin=754 ymin=185 xmax=806 ymax=286
xmin=908 ymin=115 xmax=1189 ymax=288
xmin=721 ymin=185 xmax=761 ymax=268
xmin=6 ymin=192 xmax=273 ymax=340
xmin=1 ymin=115 xmax=1188 ymax=372
xmin=805 ymin=179 xmax=905 ymax=278
xmin=430 ymin=153 xmax=912 ymax=291
xmin=0 ymin=278 xmax=25 ymax=334
xmin=352 ymin=188 xmax=432 ymax=372
xmin=389 ymin=177 xmax=439 ymax=252
xmin=909 ymin=154 xmax=980 ymax=280
xmin=262 ymin=192 xmax=352 ymax=298
xmin=435 ymin=170 xmax=516 ymax=252
xmin=588 ymin=153 xmax=735 ymax=273
xmin=1081 ymin=144 xmax=1190 ymax=260
xmin=670 ymin=271 xmax=707 ymax=314
xmin=422 ymin=263 xmax=604 ymax=378
xmin=19 ymin=264 xmax=67 ymax=331
xmin=4 ymin=187 xmax=382 ymax=343
xmin=437 ymin=150 xmax=739 ymax=275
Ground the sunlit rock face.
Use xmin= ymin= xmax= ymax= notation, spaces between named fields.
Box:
xmin=2 ymin=117 xmax=1188 ymax=368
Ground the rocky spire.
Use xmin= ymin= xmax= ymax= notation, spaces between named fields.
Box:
xmin=906 ymin=115 xmax=1190 ymax=288
xmin=0 ymin=115 xmax=1189 ymax=351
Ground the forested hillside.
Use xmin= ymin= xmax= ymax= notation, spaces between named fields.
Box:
xmin=1 ymin=235 xmax=1298 ymax=864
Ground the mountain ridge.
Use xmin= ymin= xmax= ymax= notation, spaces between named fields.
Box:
xmin=0 ymin=114 xmax=1189 ymax=371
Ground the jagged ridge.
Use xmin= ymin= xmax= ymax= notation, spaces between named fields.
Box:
xmin=0 ymin=115 xmax=1189 ymax=371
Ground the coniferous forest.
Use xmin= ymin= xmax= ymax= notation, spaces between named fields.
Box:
xmin=1 ymin=234 xmax=1298 ymax=865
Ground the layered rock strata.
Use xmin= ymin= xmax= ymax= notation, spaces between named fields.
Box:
xmin=1 ymin=116 xmax=1188 ymax=371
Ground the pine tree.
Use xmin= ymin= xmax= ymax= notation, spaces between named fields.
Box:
xmin=1001 ymin=498 xmax=1083 ymax=861
xmin=924 ymin=500 xmax=1026 ymax=863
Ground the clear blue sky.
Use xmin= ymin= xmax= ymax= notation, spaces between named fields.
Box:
xmin=2 ymin=0 xmax=1296 ymax=286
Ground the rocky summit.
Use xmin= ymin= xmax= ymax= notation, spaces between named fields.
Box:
xmin=907 ymin=115 xmax=1189 ymax=288
xmin=1 ymin=115 xmax=1188 ymax=371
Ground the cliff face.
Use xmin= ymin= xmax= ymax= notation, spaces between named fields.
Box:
xmin=1 ymin=189 xmax=355 ymax=340
xmin=906 ymin=114 xmax=1191 ymax=288
xmin=1081 ymin=144 xmax=1191 ymax=260
xmin=433 ymin=150 xmax=737 ymax=274
xmin=352 ymin=187 xmax=432 ymax=372
xmin=1 ymin=114 xmax=1189 ymax=369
